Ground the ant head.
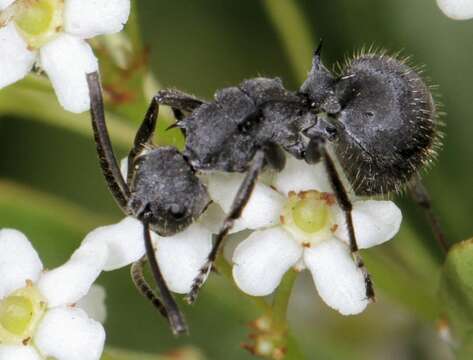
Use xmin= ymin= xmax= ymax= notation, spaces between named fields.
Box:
xmin=131 ymin=148 xmax=210 ymax=236
xmin=300 ymin=48 xmax=439 ymax=195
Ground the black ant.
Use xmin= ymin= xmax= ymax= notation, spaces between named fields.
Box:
xmin=86 ymin=43 xmax=443 ymax=335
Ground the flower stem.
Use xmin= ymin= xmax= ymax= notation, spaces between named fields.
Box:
xmin=261 ymin=0 xmax=315 ymax=83
xmin=215 ymin=256 xmax=306 ymax=358
xmin=271 ymin=269 xmax=298 ymax=330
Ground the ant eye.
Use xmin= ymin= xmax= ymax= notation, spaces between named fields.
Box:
xmin=364 ymin=111 xmax=375 ymax=118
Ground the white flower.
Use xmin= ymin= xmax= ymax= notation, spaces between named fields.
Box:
xmin=0 ymin=228 xmax=107 ymax=360
xmin=208 ymin=157 xmax=402 ymax=315
xmin=437 ymin=0 xmax=473 ymax=19
xmin=81 ymin=216 xmax=214 ymax=295
xmin=0 ymin=0 xmax=130 ymax=112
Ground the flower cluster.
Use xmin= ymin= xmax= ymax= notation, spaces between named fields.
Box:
xmin=0 ymin=228 xmax=107 ymax=360
xmin=85 ymin=155 xmax=402 ymax=316
xmin=0 ymin=0 xmax=130 ymax=112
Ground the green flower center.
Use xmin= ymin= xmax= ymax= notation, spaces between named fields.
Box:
xmin=0 ymin=284 xmax=47 ymax=345
xmin=0 ymin=296 xmax=34 ymax=335
xmin=12 ymin=0 xmax=64 ymax=49
xmin=281 ymin=190 xmax=335 ymax=246
xmin=292 ymin=195 xmax=330 ymax=233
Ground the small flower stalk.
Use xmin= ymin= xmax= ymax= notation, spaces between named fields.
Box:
xmin=0 ymin=0 xmax=130 ymax=112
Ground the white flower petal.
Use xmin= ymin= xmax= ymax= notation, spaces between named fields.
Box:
xmin=304 ymin=239 xmax=369 ymax=315
xmin=64 ymin=0 xmax=131 ymax=39
xmin=37 ymin=240 xmax=107 ymax=307
xmin=39 ymin=34 xmax=98 ymax=113
xmin=0 ymin=345 xmax=40 ymax=360
xmin=0 ymin=23 xmax=36 ymax=89
xmin=208 ymin=172 xmax=285 ymax=230
xmin=0 ymin=229 xmax=43 ymax=298
xmin=82 ymin=217 xmax=145 ymax=271
xmin=273 ymin=156 xmax=331 ymax=195
xmin=35 ymin=307 xmax=105 ymax=360
xmin=77 ymin=284 xmax=107 ymax=324
xmin=0 ymin=0 xmax=15 ymax=11
xmin=335 ymin=200 xmax=402 ymax=249
xmin=232 ymin=227 xmax=302 ymax=296
xmin=437 ymin=0 xmax=473 ymax=20
xmin=154 ymin=223 xmax=212 ymax=294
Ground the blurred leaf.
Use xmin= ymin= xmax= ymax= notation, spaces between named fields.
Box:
xmin=0 ymin=74 xmax=134 ymax=148
xmin=0 ymin=73 xmax=182 ymax=148
xmin=457 ymin=331 xmax=473 ymax=360
xmin=262 ymin=0 xmax=314 ymax=83
xmin=440 ymin=238 xmax=473 ymax=342
xmin=103 ymin=346 xmax=204 ymax=360
xmin=364 ymin=244 xmax=439 ymax=321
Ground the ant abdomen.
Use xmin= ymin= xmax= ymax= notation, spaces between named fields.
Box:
xmin=333 ymin=53 xmax=440 ymax=196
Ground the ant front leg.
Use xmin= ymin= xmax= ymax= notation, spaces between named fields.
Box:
xmin=87 ymin=72 xmax=130 ymax=213
xmin=185 ymin=149 xmax=267 ymax=304
xmin=126 ymin=90 xmax=206 ymax=182
xmin=142 ymin=212 xmax=188 ymax=335
xmin=308 ymin=138 xmax=375 ymax=302
xmin=126 ymin=96 xmax=160 ymax=184
xmin=131 ymin=257 xmax=168 ymax=319
xmin=408 ymin=175 xmax=449 ymax=253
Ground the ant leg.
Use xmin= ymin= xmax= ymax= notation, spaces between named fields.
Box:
xmin=185 ymin=149 xmax=266 ymax=304
xmin=131 ymin=257 xmax=168 ymax=319
xmin=126 ymin=90 xmax=206 ymax=181
xmin=315 ymin=140 xmax=375 ymax=301
xmin=126 ymin=97 xmax=160 ymax=184
xmin=409 ymin=176 xmax=449 ymax=253
xmin=142 ymin=213 xmax=188 ymax=335
xmin=87 ymin=72 xmax=130 ymax=213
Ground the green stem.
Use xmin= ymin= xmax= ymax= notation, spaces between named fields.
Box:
xmin=216 ymin=256 xmax=305 ymax=359
xmin=271 ymin=269 xmax=298 ymax=329
xmin=262 ymin=0 xmax=315 ymax=83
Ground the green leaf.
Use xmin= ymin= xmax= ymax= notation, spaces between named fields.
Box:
xmin=440 ymin=238 xmax=473 ymax=341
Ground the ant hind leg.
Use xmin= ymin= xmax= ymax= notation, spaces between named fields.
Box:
xmin=409 ymin=175 xmax=449 ymax=253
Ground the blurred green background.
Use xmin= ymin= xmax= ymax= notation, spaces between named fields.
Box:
xmin=1 ymin=0 xmax=473 ymax=359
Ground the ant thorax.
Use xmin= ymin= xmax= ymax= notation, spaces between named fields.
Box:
xmin=180 ymin=78 xmax=312 ymax=173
